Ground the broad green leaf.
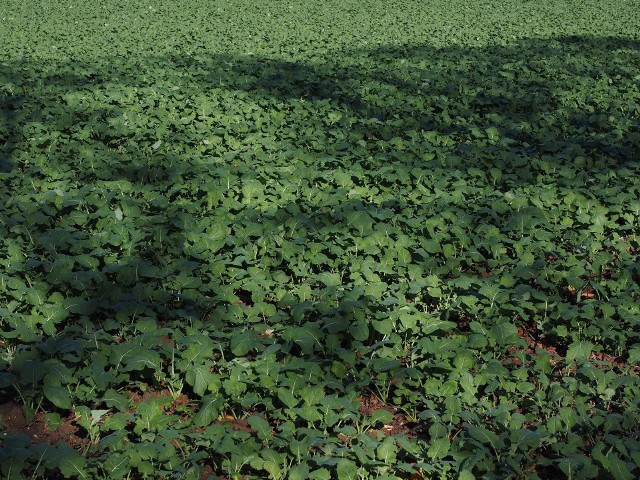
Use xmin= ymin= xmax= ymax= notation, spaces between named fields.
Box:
xmin=43 ymin=386 xmax=71 ymax=409
xmin=608 ymin=453 xmax=632 ymax=480
xmin=193 ymin=395 xmax=224 ymax=427
xmin=277 ymin=389 xmax=299 ymax=409
xmin=509 ymin=429 xmax=547 ymax=449
xmin=428 ymin=436 xmax=450 ymax=459
xmin=264 ymin=460 xmax=282 ymax=479
xmin=317 ymin=272 xmax=341 ymax=287
xmin=230 ymin=331 xmax=261 ymax=356
xmin=369 ymin=409 xmax=393 ymax=425
xmin=102 ymin=390 xmax=129 ymax=412
xmin=376 ymin=437 xmax=398 ymax=464
xmin=57 ymin=447 xmax=87 ymax=478
xmin=421 ymin=317 xmax=456 ymax=334
xmin=459 ymin=470 xmax=476 ymax=480
xmin=489 ymin=322 xmax=518 ymax=346
xmin=371 ymin=318 xmax=394 ymax=335
xmin=134 ymin=400 xmax=167 ymax=434
xmin=185 ymin=364 xmax=214 ymax=396
xmin=466 ymin=425 xmax=500 ymax=448
xmin=282 ymin=325 xmax=323 ymax=355
xmin=485 ymin=126 xmax=500 ymax=141
xmin=248 ymin=415 xmax=272 ymax=440
xmin=309 ymin=468 xmax=331 ymax=480
xmin=566 ymin=341 xmax=594 ymax=364
xmin=123 ymin=350 xmax=162 ymax=371
xmin=336 ymin=459 xmax=358 ymax=480
xmin=349 ymin=322 xmax=369 ymax=341
xmin=289 ymin=463 xmax=310 ymax=480
xmin=628 ymin=346 xmax=640 ymax=364
xmin=453 ymin=351 xmax=474 ymax=370
xmin=102 ymin=454 xmax=130 ymax=478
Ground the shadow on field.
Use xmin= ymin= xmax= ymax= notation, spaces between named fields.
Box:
xmin=0 ymin=35 xmax=639 ymax=477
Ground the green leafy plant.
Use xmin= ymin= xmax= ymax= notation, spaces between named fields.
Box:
xmin=1 ymin=0 xmax=640 ymax=478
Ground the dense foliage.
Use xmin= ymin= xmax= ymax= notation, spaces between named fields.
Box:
xmin=1 ymin=0 xmax=640 ymax=478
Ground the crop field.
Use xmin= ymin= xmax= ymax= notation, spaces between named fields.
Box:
xmin=1 ymin=0 xmax=640 ymax=478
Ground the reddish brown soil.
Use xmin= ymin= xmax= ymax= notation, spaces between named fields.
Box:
xmin=589 ymin=351 xmax=640 ymax=377
xmin=517 ymin=325 xmax=561 ymax=361
xmin=357 ymin=393 xmax=392 ymax=416
xmin=199 ymin=463 xmax=215 ymax=480
xmin=357 ymin=393 xmax=417 ymax=437
xmin=158 ymin=334 xmax=175 ymax=347
xmin=125 ymin=387 xmax=191 ymax=416
xmin=221 ymin=416 xmax=255 ymax=434
xmin=514 ymin=324 xmax=640 ymax=377
xmin=0 ymin=402 xmax=87 ymax=447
